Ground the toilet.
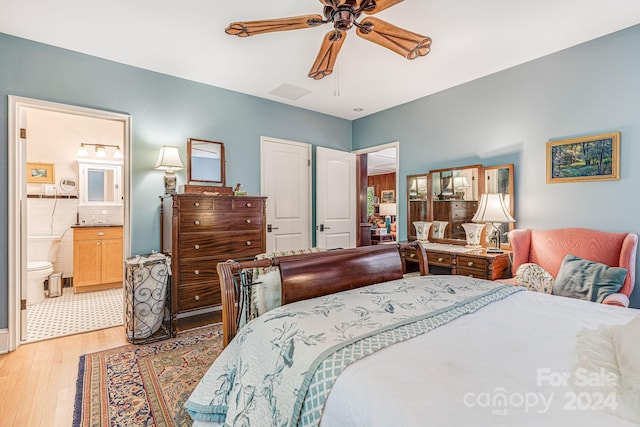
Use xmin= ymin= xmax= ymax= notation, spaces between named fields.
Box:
xmin=27 ymin=235 xmax=61 ymax=305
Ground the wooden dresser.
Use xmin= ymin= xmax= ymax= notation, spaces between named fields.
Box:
xmin=161 ymin=194 xmax=266 ymax=334
xmin=405 ymin=242 xmax=511 ymax=280
xmin=432 ymin=200 xmax=478 ymax=240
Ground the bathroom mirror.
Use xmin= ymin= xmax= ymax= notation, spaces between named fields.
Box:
xmin=430 ymin=165 xmax=481 ymax=242
xmin=78 ymin=161 xmax=122 ymax=206
xmin=481 ymin=163 xmax=515 ymax=246
xmin=187 ymin=138 xmax=225 ymax=185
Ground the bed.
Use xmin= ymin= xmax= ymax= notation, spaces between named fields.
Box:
xmin=185 ymin=243 xmax=640 ymax=426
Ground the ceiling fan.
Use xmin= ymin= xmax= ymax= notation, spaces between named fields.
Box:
xmin=225 ymin=0 xmax=431 ymax=80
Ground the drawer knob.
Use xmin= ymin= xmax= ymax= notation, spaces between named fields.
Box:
xmin=97 ymin=231 xmax=105 ymax=236
xmin=467 ymin=261 xmax=474 ymax=267
xmin=246 ymin=219 xmax=251 ymax=224
xmin=194 ymin=270 xmax=200 ymax=275
xmin=409 ymin=253 xmax=415 ymax=258
xmin=438 ymin=257 xmax=444 ymax=262
xmin=468 ymin=274 xmax=474 ymax=277
xmin=246 ymin=241 xmax=252 ymax=246
xmin=194 ymin=202 xmax=200 ymax=207
xmin=194 ymin=244 xmax=200 ymax=250
xmin=97 ymin=242 xmax=101 ymax=245
xmin=194 ymin=295 xmax=200 ymax=301
xmin=246 ymin=202 xmax=252 ymax=208
xmin=194 ymin=220 xmax=200 ymax=226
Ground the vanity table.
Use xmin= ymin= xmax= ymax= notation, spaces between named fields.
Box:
xmin=405 ymin=242 xmax=511 ymax=280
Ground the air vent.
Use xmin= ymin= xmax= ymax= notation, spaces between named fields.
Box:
xmin=268 ymin=83 xmax=312 ymax=101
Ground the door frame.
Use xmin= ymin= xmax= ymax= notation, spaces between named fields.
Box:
xmin=353 ymin=141 xmax=400 ymax=239
xmin=260 ymin=136 xmax=312 ymax=252
xmin=6 ymin=96 xmax=132 ymax=352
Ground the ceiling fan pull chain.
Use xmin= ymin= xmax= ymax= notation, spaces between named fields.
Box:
xmin=334 ymin=61 xmax=341 ymax=96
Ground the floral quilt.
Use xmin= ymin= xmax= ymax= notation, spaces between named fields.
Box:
xmin=185 ymin=275 xmax=523 ymax=426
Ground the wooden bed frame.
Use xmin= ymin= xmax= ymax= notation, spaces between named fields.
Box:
xmin=216 ymin=242 xmax=428 ymax=345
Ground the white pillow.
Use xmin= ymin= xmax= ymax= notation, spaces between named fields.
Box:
xmin=254 ymin=269 xmax=282 ymax=316
xmin=613 ymin=315 xmax=640 ymax=423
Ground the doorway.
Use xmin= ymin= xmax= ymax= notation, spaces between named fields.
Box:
xmin=354 ymin=142 xmax=399 ymax=244
xmin=7 ymin=96 xmax=131 ymax=351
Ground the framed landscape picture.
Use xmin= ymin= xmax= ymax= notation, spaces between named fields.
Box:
xmin=546 ymin=132 xmax=620 ymax=183
xmin=381 ymin=190 xmax=395 ymax=203
xmin=26 ymin=162 xmax=55 ymax=184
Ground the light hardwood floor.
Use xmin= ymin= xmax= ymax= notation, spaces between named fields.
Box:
xmin=0 ymin=312 xmax=220 ymax=427
xmin=0 ymin=326 xmax=127 ymax=427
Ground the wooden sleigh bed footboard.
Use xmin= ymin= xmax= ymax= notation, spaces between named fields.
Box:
xmin=216 ymin=242 xmax=428 ymax=346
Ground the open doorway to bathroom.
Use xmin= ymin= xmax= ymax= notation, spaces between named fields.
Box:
xmin=7 ymin=96 xmax=131 ymax=350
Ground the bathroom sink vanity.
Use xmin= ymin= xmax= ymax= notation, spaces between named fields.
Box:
xmin=72 ymin=225 xmax=123 ymax=292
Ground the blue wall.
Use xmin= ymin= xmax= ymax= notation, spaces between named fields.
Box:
xmin=0 ymin=33 xmax=351 ymax=329
xmin=353 ymin=24 xmax=640 ymax=307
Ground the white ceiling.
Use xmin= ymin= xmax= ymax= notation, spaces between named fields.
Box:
xmin=2 ymin=1 xmax=640 ymax=120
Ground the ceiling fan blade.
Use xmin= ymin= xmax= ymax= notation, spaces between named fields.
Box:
xmin=309 ymin=31 xmax=347 ymax=80
xmin=356 ymin=17 xmax=431 ymax=59
xmin=225 ymin=14 xmax=324 ymax=37
xmin=363 ymin=0 xmax=404 ymax=15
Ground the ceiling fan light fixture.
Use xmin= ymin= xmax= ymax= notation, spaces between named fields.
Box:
xmin=226 ymin=0 xmax=431 ymax=80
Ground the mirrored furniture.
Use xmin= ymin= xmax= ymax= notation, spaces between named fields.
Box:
xmin=187 ymin=138 xmax=226 ymax=185
xmin=405 ymin=163 xmax=515 ymax=279
xmin=406 ymin=174 xmax=429 ymax=241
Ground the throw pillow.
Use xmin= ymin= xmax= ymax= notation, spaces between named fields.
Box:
xmin=613 ymin=315 xmax=640 ymax=423
xmin=552 ymin=254 xmax=627 ymax=303
xmin=515 ymin=263 xmax=554 ymax=294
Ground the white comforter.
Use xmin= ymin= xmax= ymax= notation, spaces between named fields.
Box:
xmin=194 ymin=284 xmax=639 ymax=427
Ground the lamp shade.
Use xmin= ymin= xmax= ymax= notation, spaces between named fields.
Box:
xmin=155 ymin=146 xmax=184 ymax=171
xmin=379 ymin=202 xmax=397 ymax=217
xmin=453 ymin=176 xmax=469 ymax=188
xmin=472 ymin=193 xmax=515 ymax=223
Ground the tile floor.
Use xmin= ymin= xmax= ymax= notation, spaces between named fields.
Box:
xmin=26 ymin=286 xmax=123 ymax=342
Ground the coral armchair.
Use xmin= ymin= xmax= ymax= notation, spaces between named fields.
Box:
xmin=509 ymin=228 xmax=638 ymax=307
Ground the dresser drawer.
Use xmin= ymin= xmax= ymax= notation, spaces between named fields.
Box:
xmin=458 ymin=255 xmax=488 ymax=270
xmin=178 ymin=261 xmax=218 ymax=284
xmin=456 ymin=267 xmax=487 ymax=279
xmin=427 ymin=252 xmax=453 ymax=267
xmin=74 ymin=226 xmax=123 ymax=240
xmin=178 ymin=197 xmax=214 ymax=211
xmin=177 ymin=282 xmax=220 ymax=311
xmin=179 ymin=212 xmax=263 ymax=232
xmin=179 ymin=232 xmax=263 ymax=258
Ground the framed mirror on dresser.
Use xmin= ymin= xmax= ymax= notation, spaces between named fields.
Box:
xmin=405 ymin=163 xmax=515 ymax=280
xmin=187 ymin=138 xmax=226 ymax=185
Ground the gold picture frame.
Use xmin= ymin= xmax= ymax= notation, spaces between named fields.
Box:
xmin=381 ymin=190 xmax=395 ymax=202
xmin=26 ymin=162 xmax=55 ymax=184
xmin=546 ymin=132 xmax=620 ymax=183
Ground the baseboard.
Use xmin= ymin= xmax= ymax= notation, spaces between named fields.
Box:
xmin=0 ymin=329 xmax=9 ymax=354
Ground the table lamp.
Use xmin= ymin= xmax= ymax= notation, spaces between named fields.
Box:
xmin=471 ymin=193 xmax=515 ymax=253
xmin=155 ymin=146 xmax=184 ymax=194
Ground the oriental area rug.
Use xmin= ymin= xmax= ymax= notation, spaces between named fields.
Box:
xmin=73 ymin=324 xmax=223 ymax=427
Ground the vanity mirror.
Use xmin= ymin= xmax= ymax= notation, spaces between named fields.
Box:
xmin=406 ymin=174 xmax=430 ymax=241
xmin=187 ymin=138 xmax=225 ymax=185
xmin=406 ymin=163 xmax=515 ymax=246
xmin=78 ymin=160 xmax=122 ymax=205
xmin=430 ymin=165 xmax=481 ymax=241
xmin=480 ymin=163 xmax=515 ymax=246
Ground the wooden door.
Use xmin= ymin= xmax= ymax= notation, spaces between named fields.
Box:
xmin=316 ymin=147 xmax=356 ymax=249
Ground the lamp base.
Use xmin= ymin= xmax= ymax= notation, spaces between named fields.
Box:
xmin=164 ymin=171 xmax=177 ymax=194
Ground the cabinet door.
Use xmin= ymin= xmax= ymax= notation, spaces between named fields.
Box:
xmin=73 ymin=239 xmax=102 ymax=287
xmin=101 ymin=238 xmax=123 ymax=284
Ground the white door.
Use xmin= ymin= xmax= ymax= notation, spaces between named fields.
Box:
xmin=261 ymin=137 xmax=312 ymax=252
xmin=316 ymin=147 xmax=356 ymax=249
